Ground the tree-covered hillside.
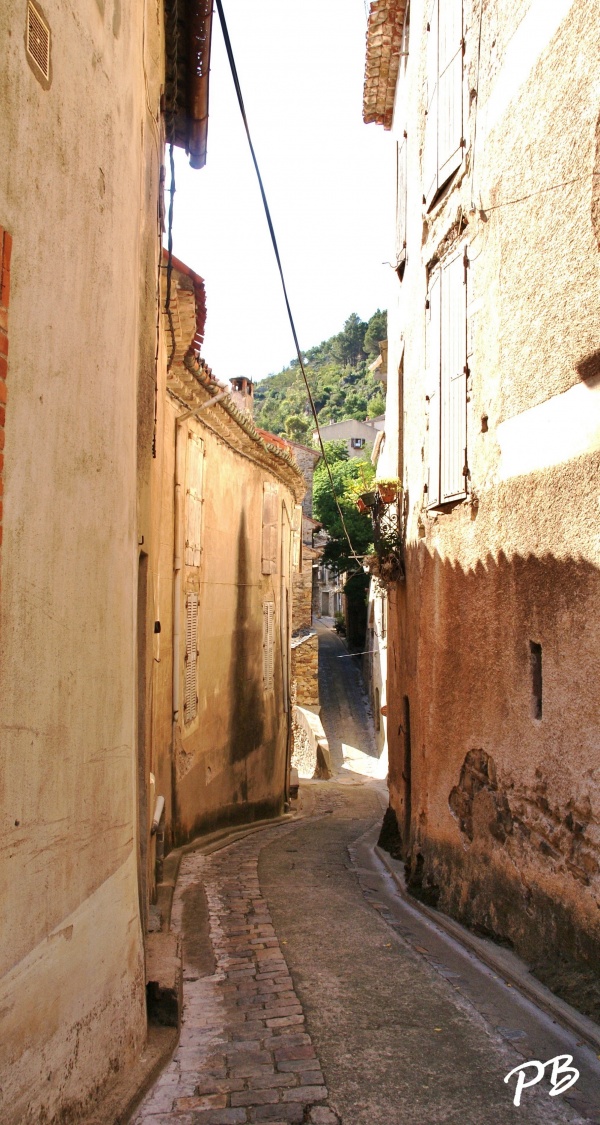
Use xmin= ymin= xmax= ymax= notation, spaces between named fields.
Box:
xmin=253 ymin=310 xmax=387 ymax=442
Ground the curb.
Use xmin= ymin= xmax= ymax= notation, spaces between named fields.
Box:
xmin=374 ymin=842 xmax=600 ymax=1054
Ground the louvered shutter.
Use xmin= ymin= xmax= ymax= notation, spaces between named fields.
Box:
xmin=184 ymin=592 xmax=198 ymax=722
xmin=396 ymin=134 xmax=408 ymax=275
xmin=441 ymin=249 xmax=467 ymax=501
xmin=423 ymin=0 xmax=438 ymax=208
xmin=262 ymin=601 xmax=275 ymax=690
xmin=426 ymin=268 xmax=441 ymax=506
xmin=185 ymin=432 xmax=204 ymax=567
xmin=261 ymin=483 xmax=279 ymax=575
xmin=292 ymin=505 xmax=303 ymax=571
xmin=438 ymin=0 xmax=463 ymax=187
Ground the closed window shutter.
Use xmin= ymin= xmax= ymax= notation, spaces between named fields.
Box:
xmin=261 ymin=482 xmax=279 ymax=575
xmin=426 ymin=269 xmax=442 ymax=506
xmin=423 ymin=0 xmax=438 ymax=208
xmin=292 ymin=505 xmax=303 ymax=571
xmin=262 ymin=601 xmax=275 ymax=690
xmin=184 ymin=593 xmax=199 ymax=722
xmin=438 ymin=0 xmax=463 ymax=186
xmin=396 ymin=134 xmax=408 ymax=274
xmin=185 ymin=433 xmax=204 ymax=567
xmin=441 ymin=250 xmax=467 ymax=501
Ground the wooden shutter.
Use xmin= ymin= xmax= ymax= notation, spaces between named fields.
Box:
xmin=426 ymin=268 xmax=441 ymax=506
xmin=261 ymin=482 xmax=279 ymax=575
xmin=292 ymin=505 xmax=303 ymax=572
xmin=184 ymin=592 xmax=199 ymax=722
xmin=438 ymin=0 xmax=463 ymax=187
xmin=396 ymin=134 xmax=408 ymax=276
xmin=441 ymin=249 xmax=467 ymax=501
xmin=185 ymin=432 xmax=204 ymax=567
xmin=423 ymin=0 xmax=438 ymax=208
xmin=262 ymin=601 xmax=275 ymax=690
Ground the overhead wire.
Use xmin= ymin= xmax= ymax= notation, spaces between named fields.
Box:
xmin=214 ymin=0 xmax=363 ymax=566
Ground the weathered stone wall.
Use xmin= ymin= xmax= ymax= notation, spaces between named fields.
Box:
xmin=293 ymin=534 xmax=316 ymax=631
xmin=384 ymin=0 xmax=600 ymax=998
xmin=291 ymin=632 xmax=320 ymax=711
xmin=287 ymin=441 xmax=320 ymax=520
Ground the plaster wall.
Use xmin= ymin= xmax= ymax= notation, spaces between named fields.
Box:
xmin=0 ymin=0 xmax=160 ymax=1115
xmin=385 ymin=0 xmax=600 ymax=988
xmin=155 ymin=398 xmax=300 ymax=847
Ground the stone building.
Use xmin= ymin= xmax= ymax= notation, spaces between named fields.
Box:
xmin=148 ymin=254 xmax=305 ymax=860
xmin=0 ymin=0 xmax=212 ymax=1119
xmin=364 ymin=0 xmax=600 ymax=998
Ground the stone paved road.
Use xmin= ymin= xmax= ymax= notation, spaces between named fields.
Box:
xmin=133 ymin=627 xmax=591 ymax=1125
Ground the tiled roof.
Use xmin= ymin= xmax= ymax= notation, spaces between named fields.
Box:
xmin=363 ymin=1 xmax=406 ymax=130
xmin=161 ymin=256 xmax=305 ymax=502
xmin=162 ymin=249 xmax=207 ymax=358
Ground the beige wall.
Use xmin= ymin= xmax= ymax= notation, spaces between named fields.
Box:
xmin=152 ymin=388 xmax=304 ymax=848
xmin=0 ymin=0 xmax=163 ymax=1117
xmin=384 ymin=0 xmax=600 ymax=976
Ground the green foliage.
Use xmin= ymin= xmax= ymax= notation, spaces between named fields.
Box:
xmin=253 ymin=308 xmax=388 ymax=436
xmin=284 ymin=414 xmax=312 ymax=442
xmin=313 ymin=449 xmax=375 ymax=572
xmin=363 ymin=308 xmax=387 ymax=357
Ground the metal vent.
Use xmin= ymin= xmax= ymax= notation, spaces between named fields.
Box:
xmin=27 ymin=2 xmax=50 ymax=81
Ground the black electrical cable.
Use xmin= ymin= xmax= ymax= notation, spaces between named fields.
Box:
xmin=215 ymin=0 xmax=362 ymax=565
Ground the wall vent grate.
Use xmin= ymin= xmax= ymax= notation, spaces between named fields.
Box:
xmin=27 ymin=2 xmax=50 ymax=81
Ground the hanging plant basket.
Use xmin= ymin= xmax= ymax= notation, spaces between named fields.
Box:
xmin=377 ymin=479 xmax=400 ymax=504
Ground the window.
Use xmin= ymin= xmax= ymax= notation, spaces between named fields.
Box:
xmin=185 ymin=432 xmax=204 ymax=567
xmin=351 ymin=437 xmax=366 ymax=449
xmin=261 ymin=482 xmax=279 ymax=575
xmin=426 ymin=247 xmax=468 ymax=505
xmin=424 ymin=0 xmax=464 ymax=210
xmin=184 ymin=593 xmax=199 ymax=722
xmin=529 ymin=641 xmax=542 ymax=720
xmin=262 ymin=601 xmax=275 ymax=690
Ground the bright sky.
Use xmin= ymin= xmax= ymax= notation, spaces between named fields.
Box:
xmin=168 ymin=0 xmax=396 ymax=384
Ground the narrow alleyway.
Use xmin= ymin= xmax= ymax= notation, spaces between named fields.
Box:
xmin=134 ymin=625 xmax=600 ymax=1125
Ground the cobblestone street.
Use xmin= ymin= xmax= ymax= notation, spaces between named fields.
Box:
xmin=134 ymin=628 xmax=600 ymax=1125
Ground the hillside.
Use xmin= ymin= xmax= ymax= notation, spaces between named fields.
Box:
xmin=253 ymin=310 xmax=387 ymax=442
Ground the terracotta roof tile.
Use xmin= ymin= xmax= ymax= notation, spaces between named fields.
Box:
xmin=362 ymin=0 xmax=406 ymax=130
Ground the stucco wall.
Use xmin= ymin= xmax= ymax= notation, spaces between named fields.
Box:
xmin=0 ymin=0 xmax=160 ymax=1116
xmin=154 ymin=396 xmax=300 ymax=847
xmin=384 ymin=0 xmax=600 ymax=990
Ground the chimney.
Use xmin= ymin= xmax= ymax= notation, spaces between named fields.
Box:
xmin=230 ymin=376 xmax=254 ymax=416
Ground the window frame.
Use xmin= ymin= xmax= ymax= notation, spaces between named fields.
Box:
xmin=426 ymin=245 xmax=468 ymax=507
xmin=424 ymin=0 xmax=464 ymax=212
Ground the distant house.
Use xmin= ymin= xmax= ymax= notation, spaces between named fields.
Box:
xmin=316 ymin=417 xmax=383 ymax=457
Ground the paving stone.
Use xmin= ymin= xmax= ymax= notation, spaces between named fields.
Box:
xmin=230 ymin=1089 xmax=280 ymax=1107
xmin=133 ymin=824 xmax=335 ymax=1125
xmin=281 ymin=1085 xmax=327 ymax=1103
xmin=250 ymin=1105 xmax=304 ymax=1123
xmin=174 ymin=1093 xmax=227 ymax=1110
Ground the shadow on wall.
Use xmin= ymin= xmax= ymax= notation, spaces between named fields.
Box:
xmin=389 ymin=536 xmax=600 ymax=1005
xmin=228 ymin=511 xmax=264 ymax=782
xmin=591 ymin=107 xmax=600 ymax=250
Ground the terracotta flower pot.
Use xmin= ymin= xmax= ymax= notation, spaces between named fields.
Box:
xmin=356 ymin=497 xmax=368 ymax=514
xmin=378 ymin=482 xmax=397 ymax=504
